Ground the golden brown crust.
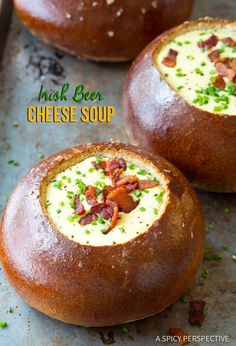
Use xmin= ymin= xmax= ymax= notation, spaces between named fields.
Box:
xmin=13 ymin=0 xmax=195 ymax=62
xmin=0 ymin=142 xmax=205 ymax=327
xmin=123 ymin=18 xmax=236 ymax=192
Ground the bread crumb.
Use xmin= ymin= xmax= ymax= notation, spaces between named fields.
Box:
xmin=116 ymin=8 xmax=124 ymax=16
xmin=107 ymin=31 xmax=115 ymax=37
xmin=107 ymin=0 xmax=115 ymax=4
xmin=92 ymin=1 xmax=98 ymax=7
xmin=66 ymin=12 xmax=72 ymax=19
xmin=141 ymin=8 xmax=146 ymax=14
xmin=152 ymin=0 xmax=158 ymax=8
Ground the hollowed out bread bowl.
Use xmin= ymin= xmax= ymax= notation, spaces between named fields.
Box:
xmin=13 ymin=0 xmax=195 ymax=62
xmin=0 ymin=142 xmax=205 ymax=327
xmin=123 ymin=18 xmax=236 ymax=192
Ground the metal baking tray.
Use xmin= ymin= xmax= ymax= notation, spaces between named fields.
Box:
xmin=0 ymin=1 xmax=235 ymax=345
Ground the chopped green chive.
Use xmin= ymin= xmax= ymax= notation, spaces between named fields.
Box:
xmin=95 ymin=181 xmax=105 ymax=189
xmin=194 ymin=67 xmax=204 ymax=76
xmin=156 ymin=192 xmax=164 ymax=203
xmin=98 ymin=216 xmax=105 ymax=224
xmin=179 ymin=294 xmax=188 ymax=304
xmin=128 ymin=162 xmax=135 ymax=170
xmin=56 ymin=209 xmax=61 ymax=214
xmin=53 ymin=180 xmax=63 ymax=189
xmin=119 ymin=227 xmax=126 ymax=233
xmin=187 ymin=55 xmax=194 ymax=60
xmin=75 ymin=179 xmax=86 ymax=194
xmin=0 ymin=321 xmax=7 ymax=328
xmin=69 ymin=203 xmax=76 ymax=210
xmin=134 ymin=190 xmax=142 ymax=198
xmin=139 ymin=207 xmax=146 ymax=212
xmin=214 ymin=106 xmax=222 ymax=112
xmin=176 ymin=72 xmax=186 ymax=77
xmin=38 ymin=152 xmax=45 ymax=159
xmin=7 ymin=159 xmax=19 ymax=166
xmin=121 ymin=326 xmax=129 ymax=333
xmin=68 ymin=215 xmax=79 ymax=223
xmin=95 ymin=156 xmax=104 ymax=164
xmin=137 ymin=169 xmax=147 ymax=175
xmin=207 ymin=223 xmax=214 ymax=230
xmin=85 ymin=230 xmax=91 ymax=235
xmin=222 ymin=244 xmax=229 ymax=251
xmin=153 ymin=208 xmax=158 ymax=215
xmin=89 ymin=167 xmax=94 ymax=173
xmin=198 ymin=268 xmax=209 ymax=286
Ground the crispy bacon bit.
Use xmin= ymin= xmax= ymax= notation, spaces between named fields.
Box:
xmin=109 ymin=168 xmax=124 ymax=184
xmin=106 ymin=187 xmax=139 ymax=213
xmin=106 ymin=206 xmax=119 ymax=232
xmin=189 ymin=300 xmax=206 ymax=326
xmin=208 ymin=49 xmax=220 ymax=62
xmin=138 ymin=179 xmax=159 ymax=190
xmin=162 ymin=48 xmax=178 ymax=68
xmin=91 ymin=203 xmax=107 ymax=213
xmin=117 ymin=158 xmax=127 ymax=170
xmin=215 ymin=62 xmax=228 ymax=77
xmin=116 ymin=175 xmax=138 ymax=187
xmin=85 ymin=185 xmax=98 ymax=206
xmin=100 ymin=206 xmax=114 ymax=220
xmin=74 ymin=195 xmax=85 ymax=216
xmin=102 ymin=185 xmax=114 ymax=201
xmin=79 ymin=213 xmax=98 ymax=226
xmin=212 ymin=75 xmax=226 ymax=90
xmin=91 ymin=203 xmax=114 ymax=220
xmin=198 ymin=34 xmax=218 ymax=50
xmin=215 ymin=61 xmax=236 ymax=81
xmin=169 ymin=327 xmax=189 ymax=345
xmin=226 ymin=69 xmax=236 ymax=81
xmin=222 ymin=37 xmax=236 ymax=47
xmin=106 ymin=158 xmax=126 ymax=173
xmin=124 ymin=183 xmax=138 ymax=193
xmin=116 ymin=175 xmax=139 ymax=192
xmin=93 ymin=160 xmax=107 ymax=171
xmin=230 ymin=58 xmax=236 ymax=72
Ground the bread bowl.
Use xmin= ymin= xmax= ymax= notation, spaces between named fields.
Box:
xmin=0 ymin=142 xmax=205 ymax=327
xmin=123 ymin=18 xmax=236 ymax=192
xmin=13 ymin=0 xmax=195 ymax=62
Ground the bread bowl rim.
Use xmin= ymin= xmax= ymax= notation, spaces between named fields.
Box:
xmin=39 ymin=142 xmax=171 ymax=247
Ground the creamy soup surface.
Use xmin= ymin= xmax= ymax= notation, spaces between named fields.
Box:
xmin=46 ymin=156 xmax=167 ymax=246
xmin=157 ymin=27 xmax=236 ymax=115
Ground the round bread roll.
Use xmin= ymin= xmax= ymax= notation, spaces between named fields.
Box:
xmin=14 ymin=0 xmax=195 ymax=62
xmin=123 ymin=18 xmax=236 ymax=192
xmin=0 ymin=142 xmax=205 ymax=327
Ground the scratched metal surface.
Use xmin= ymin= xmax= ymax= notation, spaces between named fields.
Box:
xmin=0 ymin=1 xmax=236 ymax=345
